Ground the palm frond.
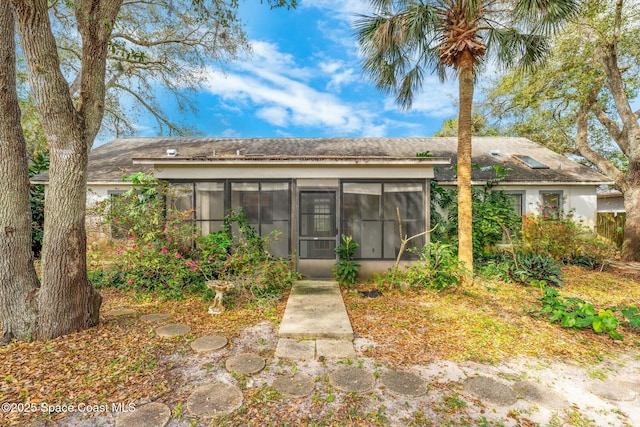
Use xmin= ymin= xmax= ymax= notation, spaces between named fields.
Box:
xmin=513 ymin=0 xmax=582 ymax=35
xmin=354 ymin=1 xmax=444 ymax=109
xmin=486 ymin=27 xmax=549 ymax=72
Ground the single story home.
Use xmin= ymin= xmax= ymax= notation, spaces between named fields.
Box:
xmin=34 ymin=137 xmax=611 ymax=278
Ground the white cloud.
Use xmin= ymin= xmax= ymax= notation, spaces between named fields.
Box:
xmin=299 ymin=0 xmax=370 ymax=21
xmin=256 ymin=106 xmax=289 ymax=127
xmin=200 ymin=40 xmax=369 ymax=134
xmin=319 ymin=60 xmax=358 ymax=93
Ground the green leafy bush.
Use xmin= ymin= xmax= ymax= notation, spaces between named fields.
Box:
xmin=431 ymin=166 xmax=521 ymax=256
xmin=90 ymin=177 xmax=299 ymax=301
xmin=507 ymin=253 xmax=564 ymax=287
xmin=522 ymin=211 xmax=615 ymax=267
xmin=333 ymin=235 xmax=360 ymax=286
xmin=476 ymin=251 xmax=563 ymax=287
xmin=536 ymin=287 xmax=640 ymax=340
xmin=29 ymin=150 xmax=49 ymax=257
xmin=404 ymin=242 xmax=461 ymax=290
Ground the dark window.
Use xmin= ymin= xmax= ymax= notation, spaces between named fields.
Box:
xmin=540 ymin=190 xmax=563 ymax=218
xmin=195 ymin=182 xmax=225 ymax=234
xmin=342 ymin=182 xmax=424 ymax=260
xmin=232 ymin=182 xmax=290 ymax=258
xmin=504 ymin=191 xmax=525 ymax=217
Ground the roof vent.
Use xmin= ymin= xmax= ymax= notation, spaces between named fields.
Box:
xmin=166 ymin=149 xmax=178 ymax=157
xmin=490 ymin=149 xmax=501 ymax=156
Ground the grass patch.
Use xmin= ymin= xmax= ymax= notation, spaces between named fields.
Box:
xmin=345 ymin=267 xmax=640 ymax=365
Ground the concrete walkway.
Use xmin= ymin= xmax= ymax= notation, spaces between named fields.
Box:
xmin=276 ymin=280 xmax=354 ymax=359
xmin=278 ymin=280 xmax=354 ymax=340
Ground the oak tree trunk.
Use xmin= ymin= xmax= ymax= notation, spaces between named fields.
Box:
xmin=0 ymin=0 xmax=40 ymax=343
xmin=621 ymin=163 xmax=640 ymax=261
xmin=11 ymin=0 xmax=108 ymax=340
xmin=457 ymin=51 xmax=475 ymax=277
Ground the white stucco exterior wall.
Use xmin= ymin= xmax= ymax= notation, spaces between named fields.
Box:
xmin=498 ymin=185 xmax=598 ymax=228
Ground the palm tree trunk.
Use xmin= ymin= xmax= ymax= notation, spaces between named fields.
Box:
xmin=457 ymin=50 xmax=474 ymax=277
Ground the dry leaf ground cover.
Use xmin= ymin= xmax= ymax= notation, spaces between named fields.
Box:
xmin=1 ymin=267 xmax=639 ymax=426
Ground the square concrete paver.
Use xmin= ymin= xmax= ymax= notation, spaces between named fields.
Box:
xmin=275 ymin=339 xmax=316 ymax=360
xmin=278 ymin=281 xmax=354 ymax=340
xmin=316 ymin=339 xmax=356 ymax=359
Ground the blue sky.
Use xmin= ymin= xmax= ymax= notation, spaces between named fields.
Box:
xmin=135 ymin=0 xmax=460 ymax=140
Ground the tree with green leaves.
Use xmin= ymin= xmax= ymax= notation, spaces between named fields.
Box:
xmin=354 ymin=0 xmax=579 ymax=277
xmin=484 ymin=0 xmax=640 ymax=261
xmin=0 ymin=0 xmax=295 ymax=343
xmin=434 ymin=112 xmax=499 ymax=136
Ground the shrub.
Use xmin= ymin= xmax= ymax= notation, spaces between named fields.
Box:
xmin=90 ymin=179 xmax=300 ymax=301
xmin=537 ymin=287 xmax=640 ymax=340
xmin=476 ymin=251 xmax=563 ymax=287
xmin=522 ymin=211 xmax=615 ymax=267
xmin=431 ymin=167 xmax=521 ymax=257
xmin=404 ymin=242 xmax=461 ymax=290
xmin=507 ymin=253 xmax=564 ymax=287
xmin=333 ymin=235 xmax=360 ymax=287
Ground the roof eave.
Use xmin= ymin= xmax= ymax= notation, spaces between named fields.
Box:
xmin=132 ymin=156 xmax=452 ymax=166
xmin=437 ymin=180 xmax=615 ymax=186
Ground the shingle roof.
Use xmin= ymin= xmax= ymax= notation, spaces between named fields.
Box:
xmin=33 ymin=136 xmax=611 ymax=184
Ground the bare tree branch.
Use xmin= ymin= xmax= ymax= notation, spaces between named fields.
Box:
xmin=576 ymin=85 xmax=627 ymax=192
xmin=112 ymin=83 xmax=182 ymax=134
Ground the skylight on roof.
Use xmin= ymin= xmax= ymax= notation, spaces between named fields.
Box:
xmin=513 ymin=154 xmax=549 ymax=169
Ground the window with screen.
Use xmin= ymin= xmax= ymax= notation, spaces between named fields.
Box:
xmin=342 ymin=181 xmax=424 ymax=260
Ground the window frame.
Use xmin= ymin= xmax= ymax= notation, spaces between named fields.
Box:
xmin=539 ymin=190 xmax=564 ymax=217
xmin=340 ymin=180 xmax=426 ymax=261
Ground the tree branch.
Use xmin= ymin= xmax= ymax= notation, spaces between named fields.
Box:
xmin=590 ymin=103 xmax=629 ymax=155
xmin=576 ymin=85 xmax=628 ymax=192
xmin=112 ymin=83 xmax=182 ymax=134
xmin=111 ymin=26 xmax=206 ymax=48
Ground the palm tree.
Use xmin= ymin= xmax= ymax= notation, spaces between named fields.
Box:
xmin=355 ymin=0 xmax=579 ymax=278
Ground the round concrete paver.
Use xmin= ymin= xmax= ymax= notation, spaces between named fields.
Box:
xmin=463 ymin=376 xmax=517 ymax=406
xmin=591 ymin=380 xmax=637 ymax=401
xmin=513 ymin=380 xmax=566 ymax=410
xmin=104 ymin=308 xmax=137 ymax=318
xmin=140 ymin=313 xmax=171 ymax=322
xmin=329 ymin=366 xmax=375 ymax=393
xmin=273 ymin=375 xmax=315 ymax=397
xmin=190 ymin=335 xmax=228 ymax=353
xmin=186 ymin=382 xmax=243 ymax=417
xmin=155 ymin=323 xmax=191 ymax=338
xmin=115 ymin=402 xmax=170 ymax=427
xmin=225 ymin=353 xmax=265 ymax=375
xmin=380 ymin=370 xmax=426 ymax=397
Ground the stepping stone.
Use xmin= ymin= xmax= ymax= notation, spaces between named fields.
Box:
xmin=316 ymin=339 xmax=356 ymax=359
xmin=186 ymin=382 xmax=243 ymax=417
xmin=141 ymin=313 xmax=171 ymax=322
xmin=155 ymin=323 xmax=191 ymax=338
xmin=380 ymin=370 xmax=427 ymax=397
xmin=591 ymin=380 xmax=637 ymax=401
xmin=190 ymin=335 xmax=228 ymax=353
xmin=225 ymin=353 xmax=265 ymax=375
xmin=272 ymin=375 xmax=315 ymax=397
xmin=104 ymin=308 xmax=137 ymax=318
xmin=275 ymin=339 xmax=315 ymax=360
xmin=329 ymin=366 xmax=375 ymax=393
xmin=513 ymin=380 xmax=566 ymax=410
xmin=115 ymin=402 xmax=170 ymax=427
xmin=463 ymin=376 xmax=517 ymax=406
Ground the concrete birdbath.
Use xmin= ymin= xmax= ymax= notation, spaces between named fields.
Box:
xmin=206 ymin=280 xmax=234 ymax=314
